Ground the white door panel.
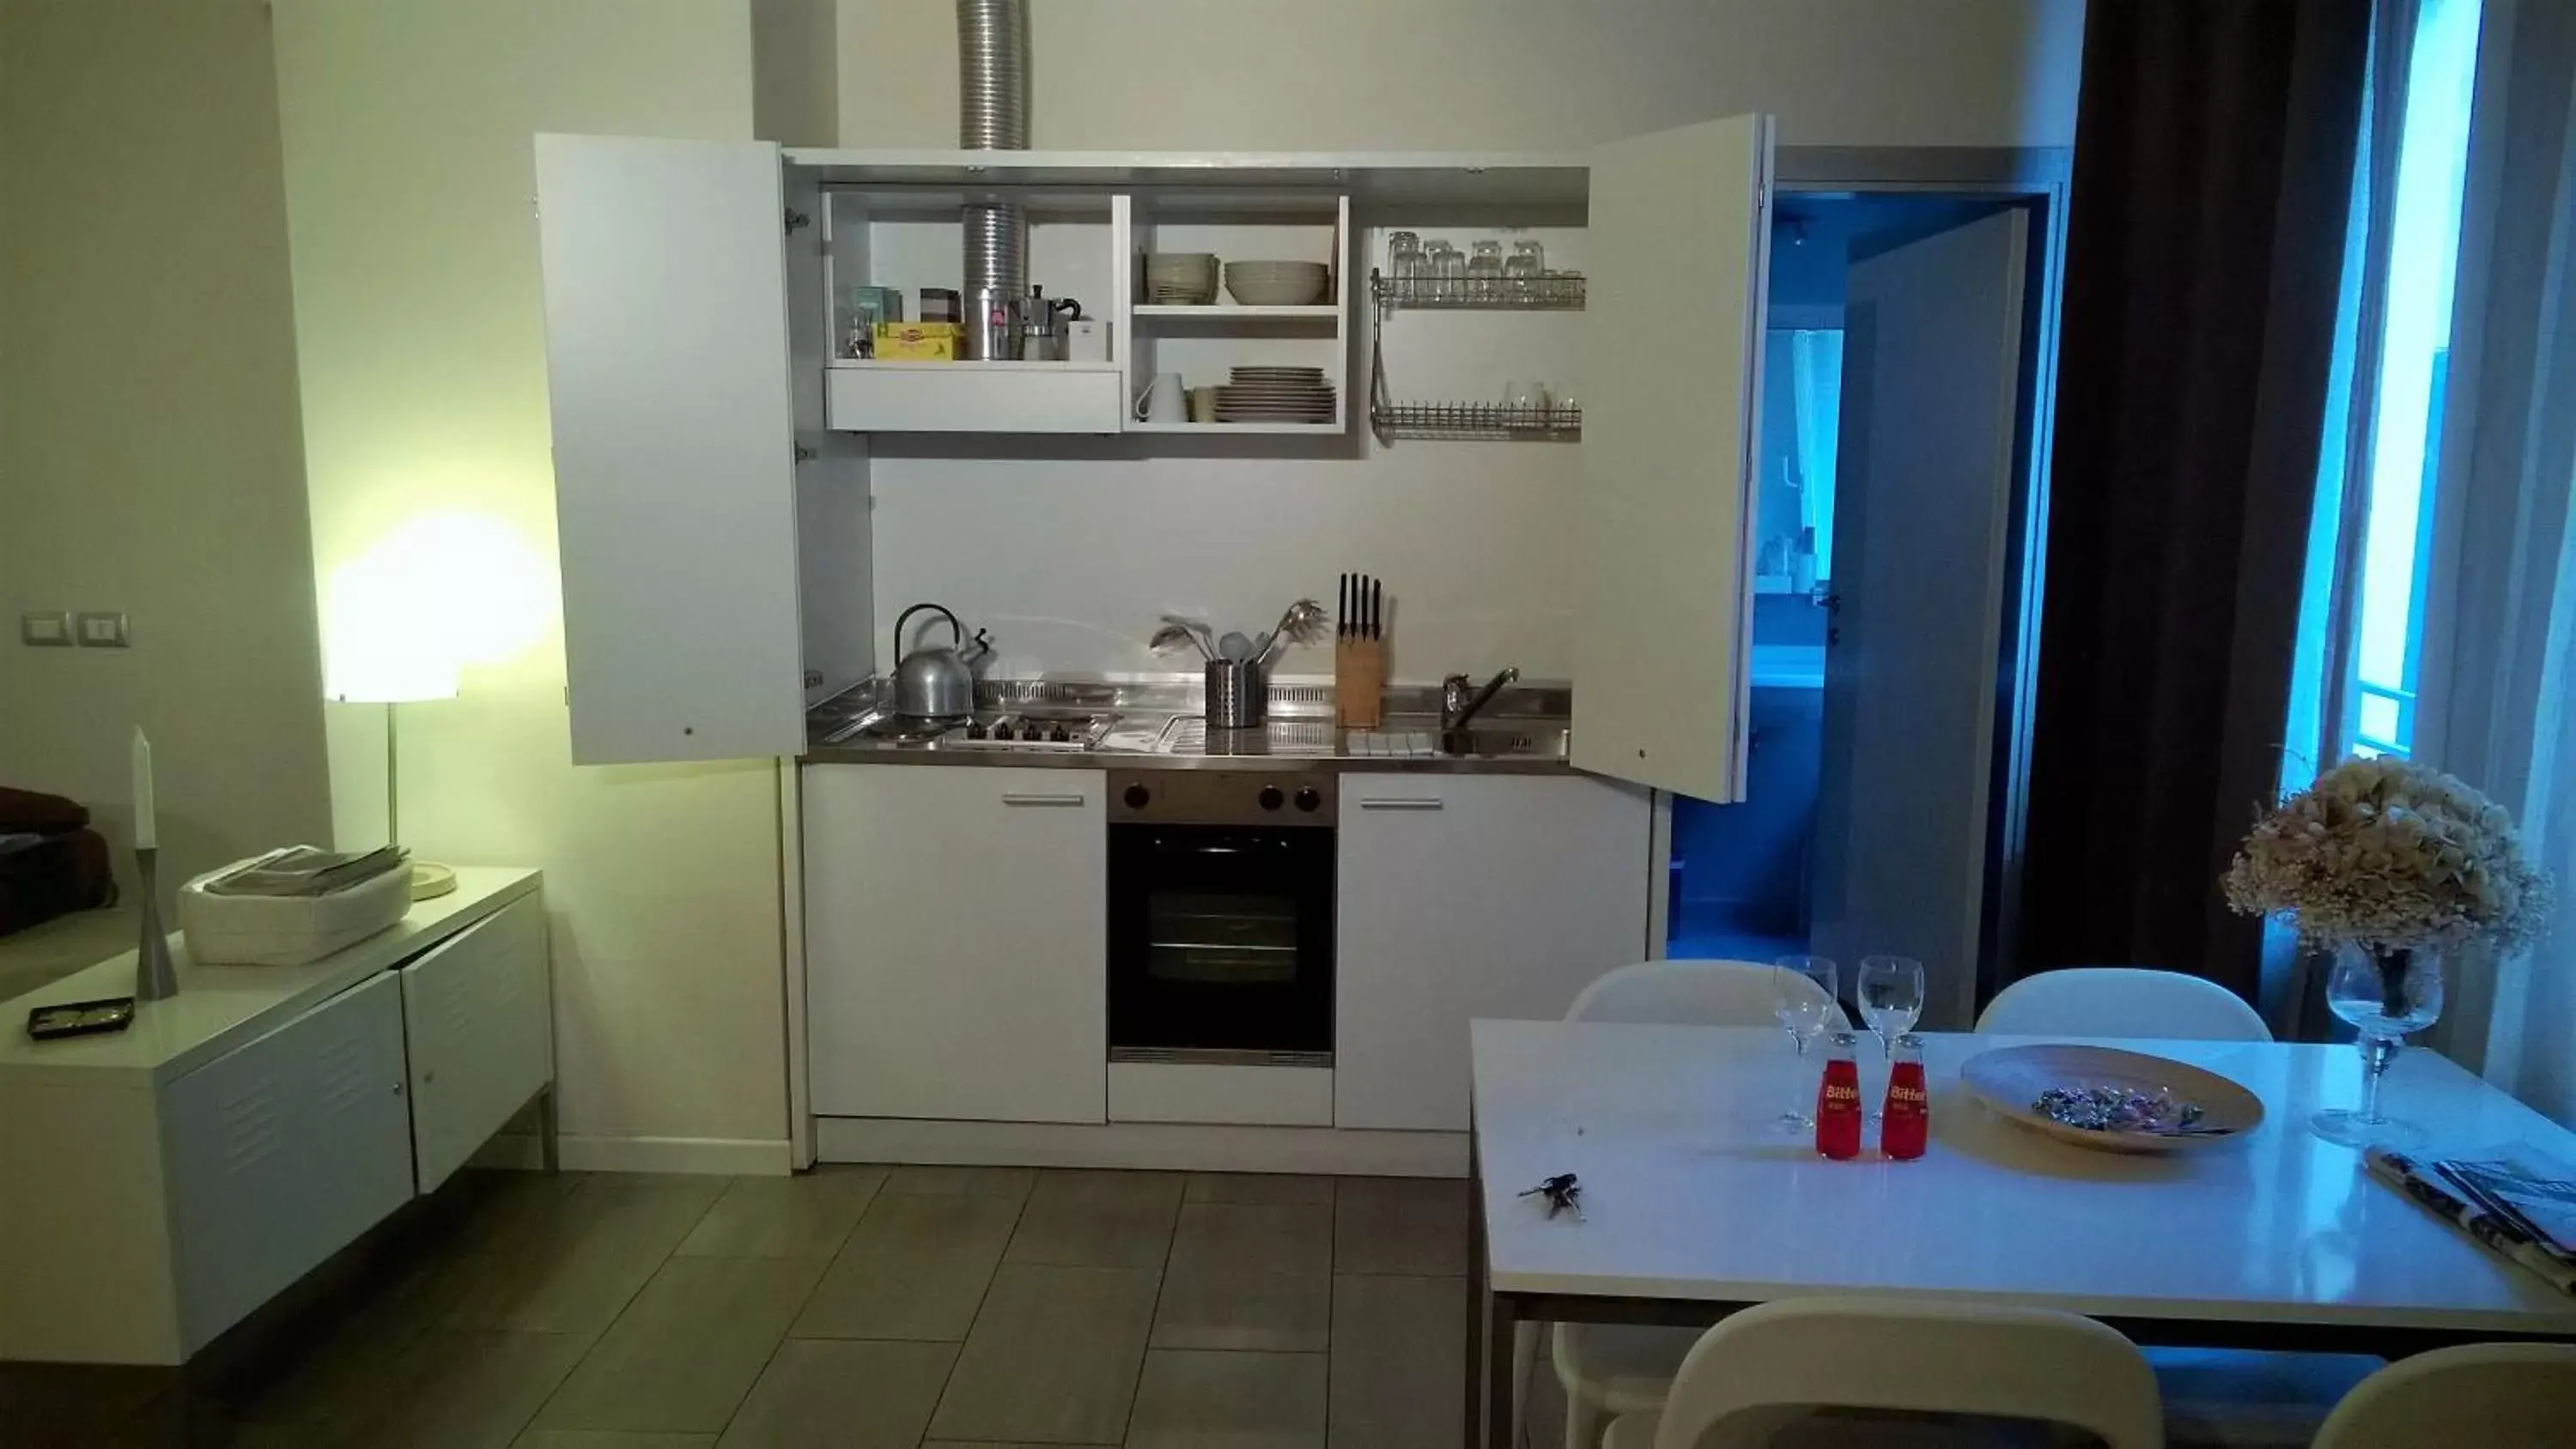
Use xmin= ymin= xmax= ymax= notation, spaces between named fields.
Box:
xmin=401 ymin=896 xmax=551 ymax=1193
xmin=805 ymin=766 xmax=1108 ymax=1123
xmin=1809 ymin=209 xmax=2029 ymax=1027
xmin=1335 ymin=774 xmax=1652 ymax=1131
xmin=162 ymin=973 xmax=414 ymax=1353
xmin=1572 ymin=114 xmax=1774 ymax=803
xmin=536 ymin=134 xmax=805 ymax=763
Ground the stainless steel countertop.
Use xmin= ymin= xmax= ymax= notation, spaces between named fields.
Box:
xmin=801 ymin=676 xmax=1579 ymax=775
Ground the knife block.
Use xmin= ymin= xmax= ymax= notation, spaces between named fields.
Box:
xmin=1334 ymin=638 xmax=1385 ymax=729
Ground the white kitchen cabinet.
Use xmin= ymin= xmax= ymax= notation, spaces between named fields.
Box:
xmin=535 ymin=134 xmax=811 ymax=765
xmin=804 ymin=765 xmax=1107 ymax=1123
xmin=1334 ymin=773 xmax=1654 ymax=1131
xmin=400 ymin=894 xmax=553 ymax=1192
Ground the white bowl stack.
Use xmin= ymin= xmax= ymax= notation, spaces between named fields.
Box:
xmin=1223 ymin=260 xmax=1330 ymax=307
xmin=1213 ymin=366 xmax=1336 ymax=424
xmin=1144 ymin=252 xmax=1219 ymax=305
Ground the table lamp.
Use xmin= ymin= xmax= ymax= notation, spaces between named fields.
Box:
xmin=330 ymin=645 xmax=460 ymax=900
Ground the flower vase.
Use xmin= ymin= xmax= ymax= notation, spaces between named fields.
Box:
xmin=2312 ymin=943 xmax=2444 ymax=1149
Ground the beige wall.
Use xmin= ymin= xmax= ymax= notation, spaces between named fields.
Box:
xmin=270 ymin=0 xmax=790 ymax=1165
xmin=0 ymin=0 xmax=331 ymax=900
xmin=837 ymin=0 xmax=2087 ymax=150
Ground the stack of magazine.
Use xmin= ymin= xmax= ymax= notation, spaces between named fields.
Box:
xmin=205 ymin=845 xmax=410 ymax=898
xmin=2367 ymin=1147 xmax=2576 ymax=1294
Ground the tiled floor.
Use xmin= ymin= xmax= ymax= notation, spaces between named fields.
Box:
xmin=2 ymin=1166 xmax=1504 ymax=1448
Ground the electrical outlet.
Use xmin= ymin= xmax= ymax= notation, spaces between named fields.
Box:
xmin=20 ymin=611 xmax=72 ymax=646
xmin=74 ymin=611 xmax=130 ymax=648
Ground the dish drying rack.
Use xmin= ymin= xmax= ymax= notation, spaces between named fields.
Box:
xmin=1366 ymin=265 xmax=1585 ymax=443
xmin=1370 ymin=270 xmax=1586 ymax=312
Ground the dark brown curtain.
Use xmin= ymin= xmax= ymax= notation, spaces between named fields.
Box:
xmin=2013 ymin=0 xmax=2372 ymax=1005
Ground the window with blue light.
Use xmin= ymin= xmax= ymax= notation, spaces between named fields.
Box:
xmin=2346 ymin=0 xmax=2482 ymax=758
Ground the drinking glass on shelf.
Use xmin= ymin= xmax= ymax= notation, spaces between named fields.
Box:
xmin=1425 ymin=240 xmax=1463 ymax=301
xmin=1506 ymin=239 xmax=1544 ymax=300
xmin=1772 ymin=955 xmax=1840 ymax=1131
xmin=1388 ymin=230 xmax=1423 ymax=283
xmin=1468 ymin=240 xmax=1504 ymax=303
xmin=1856 ymin=955 xmax=1926 ymax=1055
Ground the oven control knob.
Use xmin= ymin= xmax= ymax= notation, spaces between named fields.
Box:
xmin=1259 ymin=785 xmax=1285 ymax=811
xmin=991 ymin=721 xmax=1013 ymax=740
xmin=1294 ymin=785 xmax=1322 ymax=813
xmin=965 ymin=719 xmax=988 ymax=740
xmin=1123 ymin=783 xmax=1151 ymax=809
xmin=1049 ymin=724 xmax=1071 ymax=743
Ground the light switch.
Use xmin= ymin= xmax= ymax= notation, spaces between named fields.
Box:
xmin=75 ymin=611 xmax=130 ymax=647
xmin=20 ymin=611 xmax=72 ymax=646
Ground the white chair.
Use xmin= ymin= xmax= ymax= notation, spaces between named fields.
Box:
xmin=2312 ymin=1343 xmax=2576 ymax=1448
xmin=1599 ymin=1295 xmax=2164 ymax=1449
xmin=1545 ymin=959 xmax=1845 ymax=1449
xmin=1973 ymin=964 xmax=2380 ymax=1449
xmin=1976 ymin=967 xmax=2270 ymax=1041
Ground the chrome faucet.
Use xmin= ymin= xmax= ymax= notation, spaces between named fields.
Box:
xmin=1442 ymin=667 xmax=1521 ymax=732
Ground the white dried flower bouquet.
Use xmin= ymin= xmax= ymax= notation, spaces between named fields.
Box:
xmin=2224 ymin=755 xmax=2552 ymax=955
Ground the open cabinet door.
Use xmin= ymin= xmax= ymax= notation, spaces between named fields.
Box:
xmin=1571 ymin=115 xmax=1774 ymax=802
xmin=1808 ymin=209 xmax=2029 ymax=1027
xmin=536 ymin=134 xmax=805 ymax=764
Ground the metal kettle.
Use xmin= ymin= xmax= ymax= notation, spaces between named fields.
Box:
xmin=890 ymin=603 xmax=990 ymax=720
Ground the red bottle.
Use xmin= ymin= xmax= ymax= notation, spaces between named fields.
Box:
xmin=1882 ymin=1033 xmax=1929 ymax=1160
xmin=1815 ymin=1031 xmax=1863 ymax=1160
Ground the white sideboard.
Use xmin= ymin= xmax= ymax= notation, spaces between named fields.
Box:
xmin=0 ymin=866 xmax=549 ymax=1365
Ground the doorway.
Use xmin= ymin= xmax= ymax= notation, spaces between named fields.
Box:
xmin=1664 ymin=191 xmax=2052 ymax=1027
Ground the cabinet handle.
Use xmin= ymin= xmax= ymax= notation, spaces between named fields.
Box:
xmin=1358 ymin=797 xmax=1445 ymax=810
xmin=1000 ymin=792 xmax=1089 ymax=807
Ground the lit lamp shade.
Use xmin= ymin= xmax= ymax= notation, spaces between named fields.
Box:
xmin=328 ymin=648 xmax=459 ymax=706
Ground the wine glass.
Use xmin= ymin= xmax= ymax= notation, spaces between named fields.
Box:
xmin=1856 ymin=955 xmax=1926 ymax=1054
xmin=1772 ymin=955 xmax=1840 ymax=1131
xmin=2312 ymin=945 xmax=2445 ymax=1148
xmin=1856 ymin=955 xmax=1925 ymax=1121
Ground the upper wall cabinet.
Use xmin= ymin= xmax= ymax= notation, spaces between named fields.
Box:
xmin=1569 ymin=114 xmax=1773 ymax=804
xmin=535 ymin=135 xmax=810 ymax=764
xmin=533 ymin=126 xmax=1771 ymax=785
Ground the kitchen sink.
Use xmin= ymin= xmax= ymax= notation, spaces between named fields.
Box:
xmin=1380 ymin=714 xmax=1565 ymax=759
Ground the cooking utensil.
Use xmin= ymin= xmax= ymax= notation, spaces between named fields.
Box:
xmin=1160 ymin=614 xmax=1218 ymax=660
xmin=890 ymin=603 xmax=990 ymax=720
xmin=1150 ymin=622 xmax=1208 ymax=658
xmin=1369 ymin=578 xmax=1382 ymax=640
xmin=1959 ymin=1045 xmax=2264 ymax=1155
xmin=1253 ymin=597 xmax=1329 ymax=671
xmin=1218 ymin=631 xmax=1255 ymax=663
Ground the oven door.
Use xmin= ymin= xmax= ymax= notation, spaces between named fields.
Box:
xmin=1108 ymin=823 xmax=1334 ymax=1058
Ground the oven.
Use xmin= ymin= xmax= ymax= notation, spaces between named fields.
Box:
xmin=1107 ymin=769 xmax=1335 ymax=1063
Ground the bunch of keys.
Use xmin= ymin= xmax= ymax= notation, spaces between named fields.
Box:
xmin=1518 ymin=1172 xmax=1583 ymax=1221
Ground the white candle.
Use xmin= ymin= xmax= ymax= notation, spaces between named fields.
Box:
xmin=131 ymin=726 xmax=156 ymax=852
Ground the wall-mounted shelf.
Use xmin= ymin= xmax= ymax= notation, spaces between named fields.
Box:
xmin=1371 ymin=270 xmax=1586 ymax=311
xmin=1133 ymin=304 xmax=1339 ymax=322
xmin=1370 ymin=400 xmax=1582 ymax=440
xmin=825 ymin=360 xmax=1123 ymax=373
xmin=1128 ymin=420 xmax=1344 ymax=435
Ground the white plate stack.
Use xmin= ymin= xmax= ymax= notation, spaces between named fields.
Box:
xmin=1145 ymin=252 xmax=1218 ymax=305
xmin=1223 ymin=260 xmax=1330 ymax=306
xmin=1213 ymin=366 xmax=1336 ymax=424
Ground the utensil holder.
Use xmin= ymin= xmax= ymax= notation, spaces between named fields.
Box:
xmin=1206 ymin=659 xmax=1267 ymax=730
xmin=1334 ymin=639 xmax=1386 ymax=729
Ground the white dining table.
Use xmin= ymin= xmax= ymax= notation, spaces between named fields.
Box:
xmin=1465 ymin=1021 xmax=2576 ymax=1448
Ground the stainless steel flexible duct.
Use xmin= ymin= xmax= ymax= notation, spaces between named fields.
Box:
xmin=957 ymin=0 xmax=1029 ymax=358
